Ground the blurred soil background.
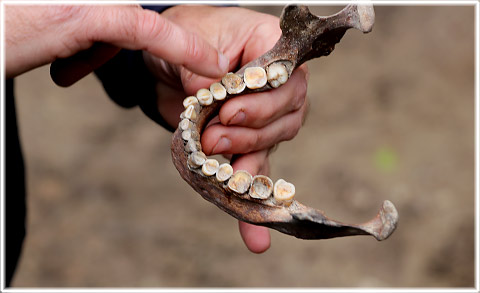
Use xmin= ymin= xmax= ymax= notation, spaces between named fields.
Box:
xmin=11 ymin=5 xmax=474 ymax=288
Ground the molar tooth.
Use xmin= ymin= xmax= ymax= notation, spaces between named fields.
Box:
xmin=187 ymin=151 xmax=207 ymax=168
xmin=249 ymin=175 xmax=273 ymax=199
xmin=179 ymin=118 xmax=194 ymax=131
xmin=185 ymin=139 xmax=201 ymax=153
xmin=210 ymin=82 xmax=227 ymax=101
xmin=273 ymin=179 xmax=295 ymax=206
xmin=196 ymin=88 xmax=213 ymax=106
xmin=222 ymin=73 xmax=246 ymax=95
xmin=183 ymin=96 xmax=199 ymax=109
xmin=267 ymin=63 xmax=288 ymax=88
xmin=216 ymin=163 xmax=233 ymax=182
xmin=227 ymin=170 xmax=253 ymax=194
xmin=244 ymin=67 xmax=267 ymax=89
xmin=181 ymin=104 xmax=198 ymax=121
xmin=202 ymin=159 xmax=219 ymax=176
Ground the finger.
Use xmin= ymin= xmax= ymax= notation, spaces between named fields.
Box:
xmin=218 ymin=65 xmax=308 ymax=128
xmin=231 ymin=150 xmax=272 ymax=253
xmin=50 ymin=42 xmax=120 ymax=87
xmin=238 ymin=221 xmax=271 ymax=254
xmin=202 ymin=103 xmax=307 ymax=155
xmin=88 ymin=6 xmax=229 ymax=78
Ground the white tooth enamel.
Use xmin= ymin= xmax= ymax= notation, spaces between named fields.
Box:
xmin=216 ymin=163 xmax=233 ymax=182
xmin=222 ymin=73 xmax=246 ymax=94
xmin=202 ymin=159 xmax=219 ymax=176
xmin=273 ymin=179 xmax=295 ymax=206
xmin=249 ymin=175 xmax=273 ymax=199
xmin=181 ymin=129 xmax=199 ymax=141
xmin=185 ymin=139 xmax=201 ymax=153
xmin=244 ymin=67 xmax=267 ymax=89
xmin=210 ymin=82 xmax=227 ymax=100
xmin=179 ymin=118 xmax=194 ymax=131
xmin=181 ymin=104 xmax=197 ymax=121
xmin=183 ymin=96 xmax=199 ymax=109
xmin=196 ymin=88 xmax=213 ymax=106
xmin=227 ymin=170 xmax=253 ymax=194
xmin=187 ymin=151 xmax=207 ymax=168
xmin=267 ymin=63 xmax=288 ymax=88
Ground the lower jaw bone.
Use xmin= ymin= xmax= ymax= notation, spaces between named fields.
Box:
xmin=227 ymin=170 xmax=253 ymax=194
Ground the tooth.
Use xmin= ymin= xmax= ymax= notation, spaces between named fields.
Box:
xmin=196 ymin=88 xmax=213 ymax=106
xmin=181 ymin=129 xmax=200 ymax=141
xmin=202 ymin=159 xmax=219 ymax=176
xmin=187 ymin=151 xmax=207 ymax=168
xmin=185 ymin=139 xmax=201 ymax=153
xmin=227 ymin=170 xmax=253 ymax=194
xmin=222 ymin=73 xmax=246 ymax=95
xmin=244 ymin=67 xmax=267 ymax=89
xmin=183 ymin=96 xmax=199 ymax=109
xmin=216 ymin=163 xmax=233 ymax=182
xmin=179 ymin=118 xmax=194 ymax=131
xmin=180 ymin=104 xmax=197 ymax=121
xmin=210 ymin=82 xmax=227 ymax=101
xmin=273 ymin=179 xmax=295 ymax=206
xmin=267 ymin=63 xmax=289 ymax=88
xmin=249 ymin=175 xmax=273 ymax=200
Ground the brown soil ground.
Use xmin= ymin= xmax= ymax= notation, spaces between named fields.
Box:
xmin=11 ymin=5 xmax=475 ymax=288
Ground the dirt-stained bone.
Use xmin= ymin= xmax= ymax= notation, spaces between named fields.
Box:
xmin=171 ymin=5 xmax=399 ymax=241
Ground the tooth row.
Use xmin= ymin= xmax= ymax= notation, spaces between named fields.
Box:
xmin=179 ymin=62 xmax=293 ymax=206
xmin=186 ymin=155 xmax=295 ymax=205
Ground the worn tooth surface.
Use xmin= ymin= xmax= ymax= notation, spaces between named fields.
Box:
xmin=227 ymin=170 xmax=253 ymax=194
xmin=273 ymin=179 xmax=295 ymax=206
xmin=183 ymin=96 xmax=199 ymax=109
xmin=185 ymin=139 xmax=202 ymax=153
xmin=210 ymin=82 xmax=227 ymax=101
xmin=181 ymin=104 xmax=198 ymax=121
xmin=181 ymin=129 xmax=200 ymax=141
xmin=187 ymin=151 xmax=207 ymax=169
xmin=249 ymin=175 xmax=273 ymax=199
xmin=222 ymin=73 xmax=246 ymax=95
xmin=244 ymin=67 xmax=268 ymax=89
xmin=179 ymin=118 xmax=194 ymax=131
xmin=216 ymin=163 xmax=233 ymax=182
xmin=267 ymin=63 xmax=289 ymax=88
xmin=196 ymin=88 xmax=213 ymax=106
xmin=202 ymin=159 xmax=220 ymax=176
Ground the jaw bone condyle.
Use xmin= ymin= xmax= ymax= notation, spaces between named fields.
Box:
xmin=171 ymin=4 xmax=399 ymax=241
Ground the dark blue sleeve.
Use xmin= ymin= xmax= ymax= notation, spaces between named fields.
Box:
xmin=94 ymin=6 xmax=175 ymax=132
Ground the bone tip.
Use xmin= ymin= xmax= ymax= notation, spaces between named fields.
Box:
xmin=376 ymin=200 xmax=399 ymax=241
xmin=356 ymin=4 xmax=375 ymax=33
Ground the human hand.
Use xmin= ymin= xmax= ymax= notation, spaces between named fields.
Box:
xmin=144 ymin=6 xmax=309 ymax=253
xmin=5 ymin=5 xmax=229 ymax=82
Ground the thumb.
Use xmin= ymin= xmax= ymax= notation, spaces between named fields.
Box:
xmin=52 ymin=5 xmax=229 ymax=86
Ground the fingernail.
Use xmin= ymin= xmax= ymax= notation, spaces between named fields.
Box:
xmin=218 ymin=52 xmax=229 ymax=74
xmin=228 ymin=111 xmax=246 ymax=125
xmin=212 ymin=137 xmax=231 ymax=154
